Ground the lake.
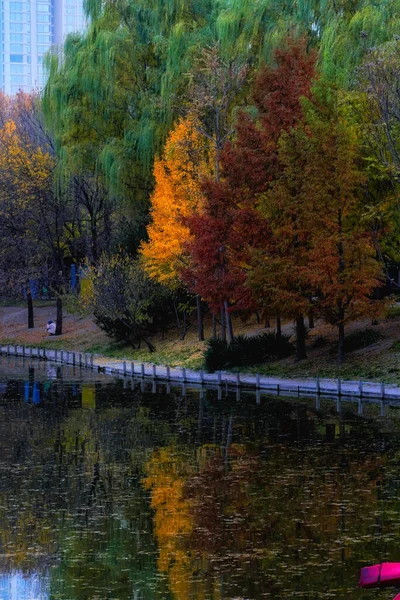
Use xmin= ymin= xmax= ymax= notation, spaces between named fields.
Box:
xmin=0 ymin=355 xmax=399 ymax=600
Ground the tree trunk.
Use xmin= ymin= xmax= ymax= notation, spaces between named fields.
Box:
xmin=220 ymin=306 xmax=226 ymax=342
xmin=56 ymin=297 xmax=63 ymax=335
xmin=338 ymin=322 xmax=345 ymax=366
xmin=180 ymin=310 xmax=187 ymax=340
xmin=276 ymin=315 xmax=282 ymax=339
xmin=142 ymin=337 xmax=156 ymax=352
xmin=308 ymin=309 xmax=314 ymax=329
xmin=224 ymin=300 xmax=234 ymax=343
xmin=212 ymin=312 xmax=217 ymax=340
xmin=338 ymin=307 xmax=345 ymax=366
xmin=372 ymin=288 xmax=379 ymax=325
xmin=27 ymin=289 xmax=34 ymax=329
xmin=91 ymin=218 xmax=98 ymax=265
xmin=295 ymin=315 xmax=307 ymax=361
xmin=173 ymin=300 xmax=181 ymax=332
xmin=337 ymin=208 xmax=345 ymax=365
xmin=196 ymin=294 xmax=204 ymax=341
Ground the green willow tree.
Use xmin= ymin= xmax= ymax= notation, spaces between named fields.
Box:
xmin=44 ymin=0 xmax=400 ymax=214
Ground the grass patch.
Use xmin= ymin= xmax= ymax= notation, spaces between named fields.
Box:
xmin=85 ymin=339 xmax=206 ymax=369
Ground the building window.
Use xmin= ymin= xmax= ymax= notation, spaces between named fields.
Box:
xmin=10 ymin=64 xmax=24 ymax=73
xmin=37 ymin=14 xmax=51 ymax=22
xmin=10 ymin=54 xmax=23 ymax=62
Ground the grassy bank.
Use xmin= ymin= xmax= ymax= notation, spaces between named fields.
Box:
xmin=2 ymin=301 xmax=400 ymax=383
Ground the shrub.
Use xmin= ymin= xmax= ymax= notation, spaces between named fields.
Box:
xmin=343 ymin=328 xmax=383 ymax=353
xmin=204 ymin=332 xmax=294 ymax=372
xmin=88 ymin=253 xmax=171 ymax=351
xmin=203 ymin=338 xmax=230 ymax=372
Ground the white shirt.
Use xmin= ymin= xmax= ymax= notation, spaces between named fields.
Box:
xmin=46 ymin=322 xmax=56 ymax=335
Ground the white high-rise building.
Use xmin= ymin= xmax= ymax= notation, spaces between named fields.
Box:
xmin=0 ymin=0 xmax=86 ymax=95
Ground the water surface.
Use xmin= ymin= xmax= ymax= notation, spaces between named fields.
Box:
xmin=0 ymin=357 xmax=400 ymax=599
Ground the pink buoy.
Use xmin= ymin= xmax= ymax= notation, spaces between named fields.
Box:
xmin=360 ymin=563 xmax=400 ymax=588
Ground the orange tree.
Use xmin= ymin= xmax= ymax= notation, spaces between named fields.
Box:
xmin=140 ymin=117 xmax=213 ymax=340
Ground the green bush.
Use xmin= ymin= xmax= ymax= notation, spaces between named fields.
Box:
xmin=343 ymin=328 xmax=383 ymax=353
xmin=204 ymin=332 xmax=294 ymax=372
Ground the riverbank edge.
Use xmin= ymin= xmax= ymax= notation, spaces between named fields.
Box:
xmin=2 ymin=343 xmax=400 ymax=401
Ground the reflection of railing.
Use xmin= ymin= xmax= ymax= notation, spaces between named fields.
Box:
xmin=1 ymin=345 xmax=400 ymax=409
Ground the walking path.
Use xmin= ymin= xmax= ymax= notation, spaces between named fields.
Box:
xmin=1 ymin=343 xmax=400 ymax=401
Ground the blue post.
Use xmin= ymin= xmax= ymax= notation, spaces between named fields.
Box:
xmin=29 ymin=279 xmax=38 ymax=299
xmin=71 ymin=264 xmax=77 ymax=292
xmin=24 ymin=382 xmax=30 ymax=403
xmin=32 ymin=382 xmax=41 ymax=405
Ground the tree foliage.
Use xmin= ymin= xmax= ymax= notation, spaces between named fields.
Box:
xmin=254 ymin=82 xmax=383 ymax=363
xmin=85 ymin=252 xmax=170 ymax=350
xmin=140 ymin=117 xmax=212 ymax=288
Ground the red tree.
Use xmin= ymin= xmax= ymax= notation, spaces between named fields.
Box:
xmin=182 ymin=38 xmax=317 ymax=344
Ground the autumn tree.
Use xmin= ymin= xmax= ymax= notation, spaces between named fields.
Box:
xmin=183 ymin=179 xmax=269 ymax=342
xmin=0 ymin=92 xmax=79 ymax=334
xmin=256 ymin=83 xmax=383 ymax=364
xmin=140 ymin=117 xmax=213 ymax=340
xmin=178 ymin=46 xmax=250 ymax=340
xmin=302 ymin=86 xmax=383 ymax=364
xmin=183 ymin=39 xmax=316 ymax=349
xmin=0 ymin=115 xmax=59 ymax=288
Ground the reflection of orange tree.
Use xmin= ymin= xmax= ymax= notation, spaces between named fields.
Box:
xmin=142 ymin=446 xmax=198 ymax=600
xmin=143 ymin=441 xmax=386 ymax=599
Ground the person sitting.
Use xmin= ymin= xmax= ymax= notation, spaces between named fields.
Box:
xmin=46 ymin=320 xmax=56 ymax=335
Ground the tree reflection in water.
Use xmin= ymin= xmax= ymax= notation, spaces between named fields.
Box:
xmin=0 ymin=361 xmax=397 ymax=599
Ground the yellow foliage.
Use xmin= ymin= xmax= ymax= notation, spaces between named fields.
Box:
xmin=140 ymin=117 xmax=213 ymax=288
xmin=0 ymin=119 xmax=54 ymax=212
xmin=142 ymin=446 xmax=196 ymax=599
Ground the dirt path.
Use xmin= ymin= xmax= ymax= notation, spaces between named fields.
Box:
xmin=0 ymin=304 xmax=108 ymax=351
